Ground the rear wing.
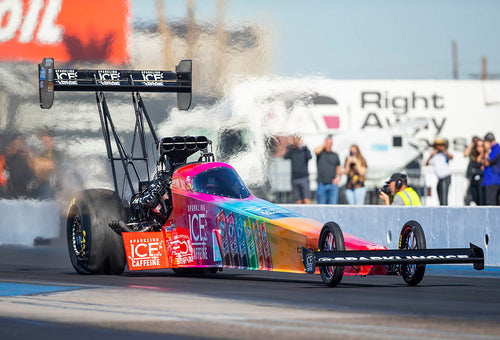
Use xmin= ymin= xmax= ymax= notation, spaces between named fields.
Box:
xmin=38 ymin=58 xmax=192 ymax=110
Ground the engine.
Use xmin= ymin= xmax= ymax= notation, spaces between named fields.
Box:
xmin=130 ymin=171 xmax=172 ymax=225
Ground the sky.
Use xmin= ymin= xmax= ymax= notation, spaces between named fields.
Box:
xmin=132 ymin=0 xmax=500 ymax=80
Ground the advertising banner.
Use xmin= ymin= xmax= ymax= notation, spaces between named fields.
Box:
xmin=0 ymin=0 xmax=129 ymax=63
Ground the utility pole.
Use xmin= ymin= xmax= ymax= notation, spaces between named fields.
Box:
xmin=155 ymin=0 xmax=175 ymax=70
xmin=481 ymin=56 xmax=487 ymax=80
xmin=452 ymin=40 xmax=458 ymax=79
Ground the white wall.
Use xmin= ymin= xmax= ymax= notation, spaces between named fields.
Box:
xmin=283 ymin=205 xmax=500 ymax=267
xmin=0 ymin=200 xmax=60 ymax=246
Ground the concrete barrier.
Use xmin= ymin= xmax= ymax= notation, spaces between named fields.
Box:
xmin=282 ymin=205 xmax=500 ymax=267
xmin=0 ymin=199 xmax=498 ymax=267
xmin=0 ymin=199 xmax=60 ymax=246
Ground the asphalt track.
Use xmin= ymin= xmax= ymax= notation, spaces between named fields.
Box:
xmin=0 ymin=241 xmax=499 ymax=340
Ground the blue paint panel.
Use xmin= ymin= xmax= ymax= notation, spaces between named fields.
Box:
xmin=0 ymin=283 xmax=81 ymax=296
xmin=221 ymin=197 xmax=302 ymax=220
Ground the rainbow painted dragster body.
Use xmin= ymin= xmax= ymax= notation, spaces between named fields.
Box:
xmin=122 ymin=161 xmax=387 ymax=277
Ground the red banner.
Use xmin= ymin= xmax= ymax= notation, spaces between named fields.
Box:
xmin=0 ymin=0 xmax=130 ymax=63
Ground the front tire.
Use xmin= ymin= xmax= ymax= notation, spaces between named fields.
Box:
xmin=67 ymin=189 xmax=127 ymax=274
xmin=399 ymin=220 xmax=426 ymax=286
xmin=318 ymin=222 xmax=345 ymax=287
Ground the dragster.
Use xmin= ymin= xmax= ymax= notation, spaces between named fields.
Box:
xmin=38 ymin=58 xmax=484 ymax=286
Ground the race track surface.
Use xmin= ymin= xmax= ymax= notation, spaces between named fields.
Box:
xmin=0 ymin=241 xmax=499 ymax=340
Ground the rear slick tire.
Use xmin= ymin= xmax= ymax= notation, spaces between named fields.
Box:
xmin=66 ymin=189 xmax=127 ymax=275
xmin=318 ymin=222 xmax=345 ymax=287
xmin=399 ymin=220 xmax=426 ymax=286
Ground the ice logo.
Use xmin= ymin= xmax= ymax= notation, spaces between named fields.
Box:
xmin=220 ymin=221 xmax=226 ymax=237
xmin=40 ymin=67 xmax=46 ymax=80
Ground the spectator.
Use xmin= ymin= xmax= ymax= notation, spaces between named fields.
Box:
xmin=314 ymin=135 xmax=342 ymax=204
xmin=0 ymin=133 xmax=7 ymax=197
xmin=426 ymin=138 xmax=453 ymax=206
xmin=482 ymin=132 xmax=500 ymax=205
xmin=379 ymin=172 xmax=421 ymax=206
xmin=464 ymin=137 xmax=484 ymax=205
xmin=344 ymin=144 xmax=367 ymax=205
xmin=463 ymin=136 xmax=480 ymax=158
xmin=284 ymin=135 xmax=312 ymax=204
xmin=32 ymin=128 xmax=64 ymax=200
xmin=3 ymin=132 xmax=36 ymax=198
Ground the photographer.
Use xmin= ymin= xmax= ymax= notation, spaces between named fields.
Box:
xmin=379 ymin=173 xmax=421 ymax=206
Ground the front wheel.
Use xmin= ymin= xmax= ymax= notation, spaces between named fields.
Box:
xmin=399 ymin=220 xmax=426 ymax=286
xmin=318 ymin=222 xmax=345 ymax=287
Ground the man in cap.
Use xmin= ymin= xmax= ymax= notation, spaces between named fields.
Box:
xmin=426 ymin=137 xmax=453 ymax=205
xmin=379 ymin=172 xmax=421 ymax=206
xmin=482 ymin=132 xmax=500 ymax=205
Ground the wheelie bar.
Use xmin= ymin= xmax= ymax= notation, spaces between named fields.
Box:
xmin=301 ymin=243 xmax=484 ymax=274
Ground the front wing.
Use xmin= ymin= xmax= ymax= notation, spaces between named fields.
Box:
xmin=301 ymin=244 xmax=484 ymax=274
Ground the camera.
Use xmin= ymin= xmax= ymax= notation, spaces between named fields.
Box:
xmin=378 ymin=184 xmax=391 ymax=196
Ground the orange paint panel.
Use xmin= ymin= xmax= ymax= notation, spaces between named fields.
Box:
xmin=0 ymin=0 xmax=130 ymax=63
xmin=122 ymin=232 xmax=169 ymax=271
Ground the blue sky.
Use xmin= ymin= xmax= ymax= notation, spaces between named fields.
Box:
xmin=132 ymin=0 xmax=500 ymax=79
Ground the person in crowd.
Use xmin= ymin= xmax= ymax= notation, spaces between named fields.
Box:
xmin=464 ymin=137 xmax=484 ymax=205
xmin=463 ymin=136 xmax=480 ymax=158
xmin=379 ymin=172 xmax=421 ymax=206
xmin=32 ymin=128 xmax=64 ymax=200
xmin=426 ymin=138 xmax=453 ymax=205
xmin=482 ymin=132 xmax=500 ymax=205
xmin=314 ymin=135 xmax=342 ymax=204
xmin=284 ymin=135 xmax=312 ymax=204
xmin=344 ymin=144 xmax=367 ymax=205
xmin=3 ymin=132 xmax=36 ymax=198
xmin=0 ymin=133 xmax=7 ymax=197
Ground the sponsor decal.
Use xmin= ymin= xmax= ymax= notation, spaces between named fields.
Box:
xmin=243 ymin=217 xmax=258 ymax=269
xmin=122 ymin=232 xmax=168 ymax=270
xmin=168 ymin=232 xmax=195 ymax=266
xmin=39 ymin=67 xmax=46 ymax=80
xmin=306 ymin=253 xmax=314 ymax=273
xmin=97 ymin=70 xmax=121 ymax=86
xmin=55 ymin=69 xmax=77 ymax=85
xmin=366 ymin=244 xmax=386 ymax=250
xmin=141 ymin=71 xmax=164 ymax=86
xmin=39 ymin=81 xmax=44 ymax=88
xmin=212 ymin=230 xmax=222 ymax=264
xmin=0 ymin=0 xmax=129 ymax=63
xmin=188 ymin=203 xmax=208 ymax=261
xmin=317 ymin=254 xmax=470 ymax=263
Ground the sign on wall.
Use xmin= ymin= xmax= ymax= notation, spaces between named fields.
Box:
xmin=0 ymin=0 xmax=129 ymax=63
